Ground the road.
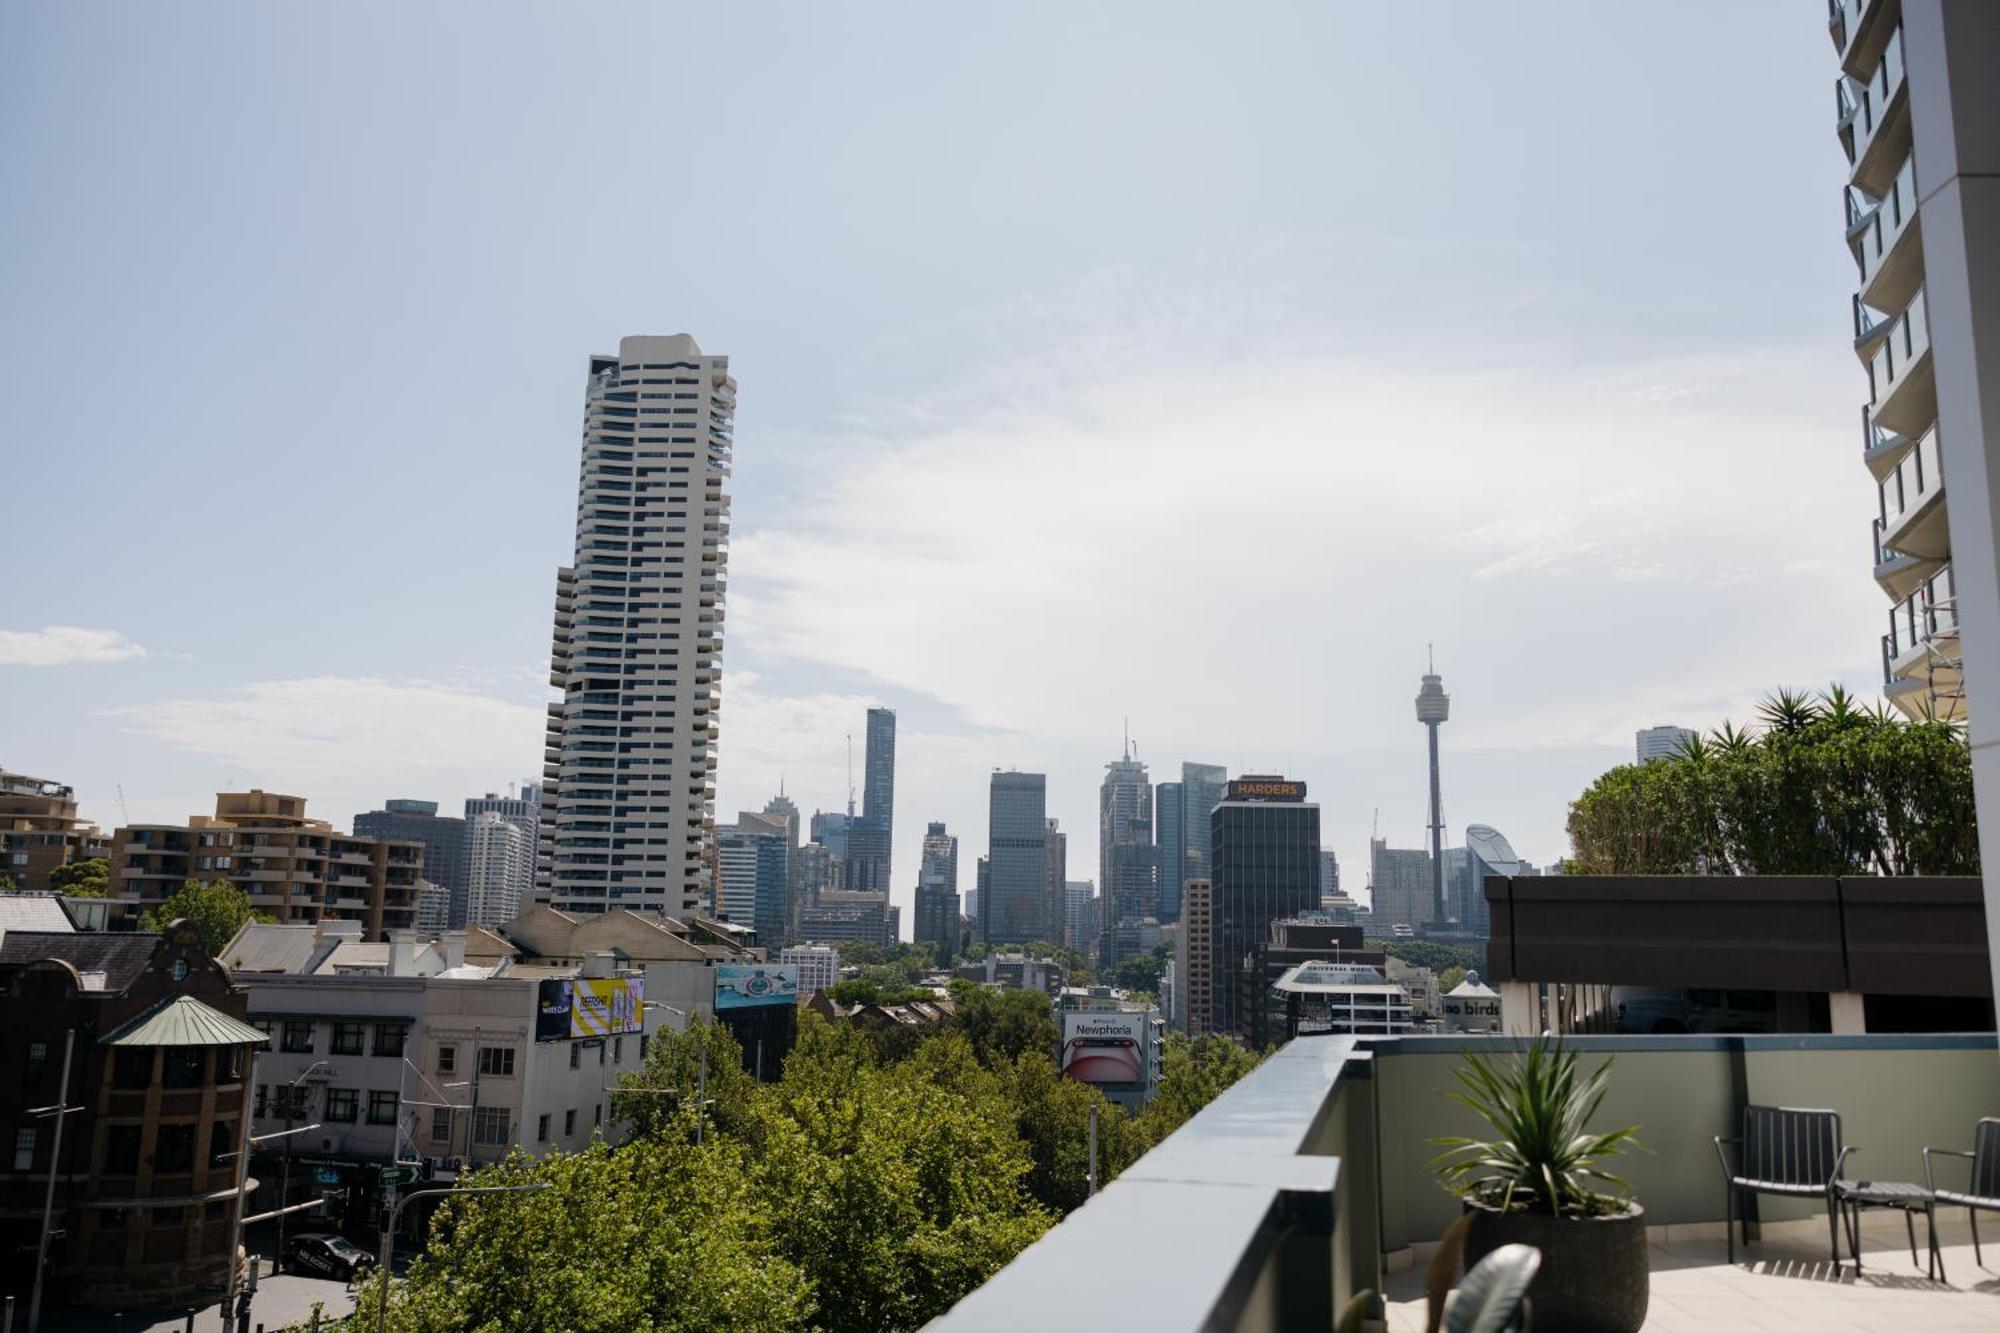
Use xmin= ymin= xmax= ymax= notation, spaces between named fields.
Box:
xmin=53 ymin=1266 xmax=360 ymax=1333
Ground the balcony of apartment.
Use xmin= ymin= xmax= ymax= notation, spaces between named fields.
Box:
xmin=1859 ymin=286 xmax=1934 ymax=440
xmin=1847 ymin=152 xmax=1922 ymax=314
xmin=1871 ymin=425 xmax=1948 ymax=597
xmin=1883 ymin=562 xmax=1963 ymax=718
xmin=1827 ymin=0 xmax=1894 ymax=76
xmin=1835 ymin=20 xmax=1908 ymax=197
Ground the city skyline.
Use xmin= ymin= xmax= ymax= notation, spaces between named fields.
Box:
xmin=2 ymin=4 xmax=1882 ymax=936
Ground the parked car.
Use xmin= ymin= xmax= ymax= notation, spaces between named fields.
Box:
xmin=283 ymin=1232 xmax=376 ymax=1280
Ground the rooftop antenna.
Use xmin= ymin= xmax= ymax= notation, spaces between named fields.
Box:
xmin=1123 ymin=717 xmax=1130 ymax=762
xmin=117 ymin=784 xmax=130 ymax=825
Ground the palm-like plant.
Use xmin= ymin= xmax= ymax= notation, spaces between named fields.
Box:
xmin=1431 ymin=1039 xmax=1642 ymax=1217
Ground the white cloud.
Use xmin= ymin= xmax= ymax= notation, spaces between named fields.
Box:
xmin=108 ymin=677 xmax=545 ymax=826
xmin=0 ymin=626 xmax=147 ymax=666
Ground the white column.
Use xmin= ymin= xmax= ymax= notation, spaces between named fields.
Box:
xmin=1903 ymin=2 xmax=2000 ymax=1012
xmin=1828 ymin=991 xmax=1869 ymax=1035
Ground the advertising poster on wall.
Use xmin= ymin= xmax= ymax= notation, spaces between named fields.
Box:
xmin=715 ymin=963 xmax=799 ymax=1010
xmin=535 ymin=976 xmax=645 ymax=1040
xmin=1060 ymin=1011 xmax=1146 ymax=1085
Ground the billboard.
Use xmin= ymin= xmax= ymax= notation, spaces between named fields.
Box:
xmin=1060 ymin=1011 xmax=1147 ymax=1086
xmin=535 ymin=976 xmax=644 ymax=1041
xmin=715 ymin=963 xmax=799 ymax=1011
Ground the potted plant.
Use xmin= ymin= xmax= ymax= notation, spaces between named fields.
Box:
xmin=1431 ymin=1038 xmax=1647 ymax=1333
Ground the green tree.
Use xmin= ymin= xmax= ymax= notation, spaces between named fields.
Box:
xmin=610 ymin=1017 xmax=761 ymax=1146
xmin=948 ymin=981 xmax=1059 ymax=1067
xmin=48 ymin=857 xmax=110 ymax=896
xmin=142 ymin=878 xmax=270 ymax=956
xmin=998 ymin=1050 xmax=1147 ymax=1212
xmin=1367 ymin=939 xmax=1482 ymax=977
xmin=1566 ymin=687 xmax=1978 ymax=875
xmin=355 ymin=1139 xmax=813 ymax=1333
xmin=1137 ymin=1034 xmax=1262 ymax=1143
xmin=1112 ymin=944 xmax=1171 ymax=995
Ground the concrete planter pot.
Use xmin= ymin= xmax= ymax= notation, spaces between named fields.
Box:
xmin=1462 ymin=1200 xmax=1648 ymax=1333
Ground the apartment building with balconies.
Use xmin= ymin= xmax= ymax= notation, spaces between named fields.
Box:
xmin=541 ymin=334 xmax=734 ymax=918
xmin=1834 ymin=0 xmax=2000 ymax=720
xmin=106 ymin=791 xmax=421 ymax=938
xmin=0 ymin=766 xmax=108 ymax=892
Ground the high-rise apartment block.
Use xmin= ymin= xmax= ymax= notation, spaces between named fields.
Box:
xmin=1208 ymin=777 xmax=1319 ymax=1041
xmin=1831 ymin=0 xmax=2000 ymax=722
xmin=719 ymin=812 xmax=791 ymax=947
xmin=541 ymin=334 xmax=734 ymax=917
xmin=1635 ymin=725 xmax=1697 ymax=764
xmin=1045 ymin=818 xmax=1067 ymax=950
xmin=1155 ymin=780 xmax=1183 ymax=924
xmin=0 ymin=768 xmax=107 ymax=892
xmin=983 ymin=772 xmax=1049 ymax=945
xmin=464 ymin=810 xmax=535 ymax=926
xmin=1318 ymin=849 xmax=1341 ymax=907
xmin=107 ymin=791 xmax=421 ymax=938
xmin=1178 ymin=878 xmax=1213 ymax=1035
xmin=847 ymin=707 xmax=897 ymax=891
xmin=355 ymin=799 xmax=468 ymax=926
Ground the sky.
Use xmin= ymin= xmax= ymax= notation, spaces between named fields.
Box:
xmin=1 ymin=3 xmax=1878 ymax=930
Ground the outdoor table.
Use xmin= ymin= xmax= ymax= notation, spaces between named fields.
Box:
xmin=1834 ymin=1180 xmax=1941 ymax=1279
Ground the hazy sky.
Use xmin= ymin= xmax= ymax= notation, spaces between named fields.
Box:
xmin=2 ymin=3 xmax=1874 ymax=928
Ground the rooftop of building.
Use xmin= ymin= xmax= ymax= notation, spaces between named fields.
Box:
xmin=0 ymin=929 xmax=166 ymax=992
xmin=0 ymin=892 xmax=78 ymax=942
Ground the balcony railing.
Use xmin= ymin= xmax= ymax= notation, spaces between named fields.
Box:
xmin=1849 ymin=151 xmax=1919 ymax=299
xmin=928 ymin=1032 xmax=2000 ymax=1331
xmin=1876 ymin=425 xmax=1943 ymax=541
xmin=1864 ymin=286 xmax=1932 ymax=432
xmin=1885 ymin=562 xmax=1958 ymax=674
xmin=1836 ymin=22 xmax=1905 ymax=184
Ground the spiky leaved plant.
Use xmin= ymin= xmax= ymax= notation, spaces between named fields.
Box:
xmin=1430 ymin=1039 xmax=1642 ymax=1217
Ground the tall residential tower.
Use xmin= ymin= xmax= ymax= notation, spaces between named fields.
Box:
xmin=541 ymin=334 xmax=734 ymax=916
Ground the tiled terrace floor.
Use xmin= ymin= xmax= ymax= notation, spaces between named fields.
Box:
xmin=1385 ymin=1213 xmax=2000 ymax=1331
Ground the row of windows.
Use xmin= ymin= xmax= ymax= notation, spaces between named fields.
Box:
xmin=262 ymin=1019 xmax=408 ymax=1058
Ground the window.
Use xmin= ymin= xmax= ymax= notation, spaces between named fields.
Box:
xmin=537 ymin=1114 xmax=550 ymax=1143
xmin=274 ymin=1084 xmax=312 ymax=1120
xmin=153 ymin=1123 xmax=194 ymax=1173
xmin=430 ymin=1107 xmax=453 ymax=1144
xmin=162 ymin=1048 xmax=204 ymax=1089
xmin=13 ymin=1127 xmax=35 ymax=1171
xmin=640 ymin=1034 xmax=649 ymax=1062
xmin=113 ymin=1048 xmax=153 ymax=1089
xmin=564 ymin=1109 xmax=576 ymax=1136
xmin=568 ymin=1045 xmax=581 ymax=1071
xmin=254 ymin=1084 xmax=268 ymax=1117
xmin=330 ymin=1022 xmax=365 ymax=1056
xmin=150 ymin=1205 xmax=184 ymax=1226
xmin=105 ymin=1125 xmax=141 ymax=1173
xmin=612 ymin=1037 xmax=623 ymax=1065
xmin=477 ymin=1046 xmax=515 ymax=1078
xmin=471 ymin=1107 xmax=509 ymax=1147
xmin=597 ymin=1042 xmax=606 ymax=1067
xmin=27 ymin=1041 xmax=48 ymax=1077
xmin=436 ymin=1044 xmax=456 ymax=1075
xmin=209 ymin=1120 xmax=234 ymax=1165
xmin=325 ymin=1089 xmax=358 ymax=1123
xmin=373 ymin=1023 xmax=408 ymax=1058
xmin=282 ymin=1021 xmax=316 ymax=1054
xmin=367 ymin=1091 xmax=398 ymax=1125
xmin=593 ymin=1104 xmax=602 ymax=1128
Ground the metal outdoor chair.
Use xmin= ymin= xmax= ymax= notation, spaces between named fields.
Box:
xmin=1713 ymin=1104 xmax=1853 ymax=1264
xmin=1443 ymin=1244 xmax=1541 ymax=1333
xmin=1924 ymin=1116 xmax=2000 ymax=1269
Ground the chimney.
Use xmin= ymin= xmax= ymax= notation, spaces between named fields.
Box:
xmin=441 ymin=931 xmax=466 ymax=970
xmin=582 ymin=951 xmax=616 ymax=979
xmin=315 ymin=918 xmax=362 ymax=943
xmin=388 ymin=932 xmax=417 ymax=977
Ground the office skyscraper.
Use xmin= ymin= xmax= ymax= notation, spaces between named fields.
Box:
xmin=984 ymin=772 xmax=1048 ymax=945
xmin=1369 ymin=837 xmax=1435 ymax=932
xmin=843 ymin=707 xmax=897 ymax=891
xmin=1064 ymin=880 xmax=1096 ymax=954
xmin=1318 ymin=849 xmax=1340 ymax=906
xmin=1208 ymin=776 xmax=1319 ymax=1040
xmin=1180 ymin=762 xmax=1228 ymax=905
xmin=541 ymin=334 xmax=734 ymax=916
xmin=1098 ymin=747 xmax=1154 ymax=963
xmin=1045 ymin=818 xmax=1067 ymax=948
xmin=1635 ymin=725 xmax=1697 ymax=764
xmin=719 ymin=813 xmax=791 ymax=946
xmin=355 ymin=799 xmax=468 ymax=928
xmin=914 ymin=820 xmax=960 ymax=959
xmin=1155 ymin=780 xmax=1183 ymax=925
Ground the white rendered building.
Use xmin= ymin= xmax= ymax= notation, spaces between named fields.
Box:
xmin=465 ymin=811 xmax=534 ymax=928
xmin=1634 ymin=725 xmax=1696 ymax=763
xmin=542 ymin=334 xmax=734 ymax=916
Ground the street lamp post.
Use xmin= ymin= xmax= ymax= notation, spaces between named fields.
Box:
xmin=374 ymin=1184 xmax=547 ymax=1333
xmin=275 ymin=1060 xmax=331 ymax=1265
xmin=25 ymin=1030 xmax=79 ymax=1333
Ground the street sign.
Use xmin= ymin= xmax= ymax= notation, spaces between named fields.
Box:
xmin=379 ymin=1165 xmax=422 ymax=1187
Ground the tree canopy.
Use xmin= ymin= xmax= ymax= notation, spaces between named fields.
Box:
xmin=1566 ymin=687 xmax=1978 ymax=875
xmin=144 ymin=877 xmax=272 ymax=957
xmin=360 ymin=1002 xmax=1265 ymax=1332
xmin=48 ymin=856 xmax=110 ymax=896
